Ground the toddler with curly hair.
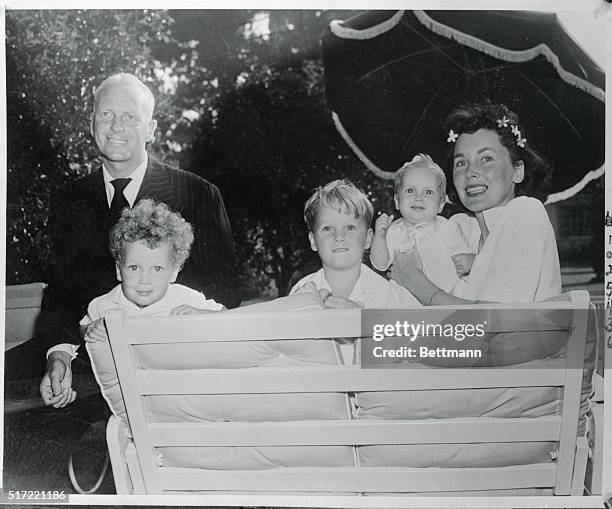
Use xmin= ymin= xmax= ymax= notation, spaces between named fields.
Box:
xmin=81 ymin=198 xmax=223 ymax=343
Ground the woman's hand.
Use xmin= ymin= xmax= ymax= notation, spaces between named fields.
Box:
xmin=390 ymin=251 xmax=426 ymax=287
xmin=390 ymin=252 xmax=438 ymax=304
xmin=391 ymin=252 xmax=475 ymax=306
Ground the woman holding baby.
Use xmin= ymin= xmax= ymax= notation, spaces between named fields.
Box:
xmin=390 ymin=101 xmax=561 ymax=305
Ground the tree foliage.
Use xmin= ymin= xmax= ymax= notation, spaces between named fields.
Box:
xmin=172 ymin=10 xmax=392 ymax=297
xmin=188 ymin=61 xmax=389 ymax=297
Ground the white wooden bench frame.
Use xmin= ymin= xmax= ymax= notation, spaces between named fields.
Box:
xmin=105 ymin=291 xmax=591 ymax=502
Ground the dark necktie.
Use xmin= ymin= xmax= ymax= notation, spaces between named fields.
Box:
xmin=110 ymin=178 xmax=132 ymax=220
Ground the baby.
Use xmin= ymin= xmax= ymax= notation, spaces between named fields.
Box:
xmin=370 ymin=154 xmax=474 ymax=294
xmin=81 ymin=198 xmax=223 ymax=343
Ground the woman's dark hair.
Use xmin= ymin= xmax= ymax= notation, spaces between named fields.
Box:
xmin=445 ymin=102 xmax=552 ymax=203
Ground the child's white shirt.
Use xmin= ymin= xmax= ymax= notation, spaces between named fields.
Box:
xmin=290 ymin=263 xmax=421 ymax=309
xmin=291 ymin=264 xmax=420 ymax=365
xmin=372 ymin=215 xmax=471 ymax=293
xmin=80 ymin=283 xmax=223 ymax=326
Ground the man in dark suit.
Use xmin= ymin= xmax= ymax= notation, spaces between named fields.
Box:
xmin=38 ymin=73 xmax=240 ymax=407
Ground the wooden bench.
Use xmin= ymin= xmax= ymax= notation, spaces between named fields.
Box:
xmin=104 ymin=290 xmax=592 ymax=502
xmin=4 ymin=282 xmax=47 ymax=352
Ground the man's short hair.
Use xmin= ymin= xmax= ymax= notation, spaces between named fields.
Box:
xmin=110 ymin=199 xmax=194 ymax=268
xmin=94 ymin=73 xmax=155 ymax=119
xmin=394 ymin=153 xmax=447 ymax=205
xmin=304 ymin=179 xmax=374 ymax=231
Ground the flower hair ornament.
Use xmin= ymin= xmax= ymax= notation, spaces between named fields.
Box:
xmin=496 ymin=116 xmax=526 ymax=147
xmin=446 ymin=117 xmax=527 ymax=148
xmin=446 ymin=129 xmax=458 ymax=143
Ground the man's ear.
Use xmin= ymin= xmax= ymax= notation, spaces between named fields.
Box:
xmin=513 ymin=160 xmax=525 ymax=184
xmin=146 ymin=119 xmax=158 ymax=143
xmin=90 ymin=114 xmax=95 ymax=137
xmin=115 ymin=263 xmax=122 ymax=282
xmin=365 ymin=228 xmax=373 ymax=250
xmin=308 ymin=231 xmax=318 ymax=252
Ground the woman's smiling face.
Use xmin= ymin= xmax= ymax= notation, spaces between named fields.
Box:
xmin=452 ymin=128 xmax=524 ymax=213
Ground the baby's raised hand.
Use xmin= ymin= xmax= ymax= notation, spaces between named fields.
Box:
xmin=452 ymin=253 xmax=476 ymax=276
xmin=374 ymin=213 xmax=394 ymax=237
xmin=82 ymin=317 xmax=108 ymax=343
xmin=171 ymin=305 xmax=221 ymax=315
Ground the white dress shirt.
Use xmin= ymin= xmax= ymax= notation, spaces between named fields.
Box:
xmin=102 ymin=154 xmax=148 ymax=207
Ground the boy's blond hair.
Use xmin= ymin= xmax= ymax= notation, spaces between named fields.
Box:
xmin=304 ymin=179 xmax=373 ymax=231
xmin=394 ymin=154 xmax=446 ymax=205
xmin=110 ymin=198 xmax=194 ymax=267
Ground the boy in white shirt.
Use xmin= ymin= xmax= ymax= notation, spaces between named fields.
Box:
xmin=291 ymin=179 xmax=419 ymax=309
xmin=291 ymin=179 xmax=419 ymax=364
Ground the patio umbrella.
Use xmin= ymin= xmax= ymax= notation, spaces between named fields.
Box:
xmin=321 ymin=10 xmax=605 ymax=203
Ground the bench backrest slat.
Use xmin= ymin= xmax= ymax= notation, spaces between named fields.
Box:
xmin=121 ymin=305 xmax=571 ymax=344
xmin=158 ymin=464 xmax=557 ymax=493
xmin=147 ymin=416 xmax=562 ymax=446
xmin=137 ymin=365 xmax=565 ymax=394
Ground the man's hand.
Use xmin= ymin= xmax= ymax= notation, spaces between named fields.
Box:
xmin=81 ymin=317 xmax=107 ymax=343
xmin=452 ymin=252 xmax=476 ymax=276
xmin=40 ymin=350 xmax=76 ymax=408
xmin=374 ymin=213 xmax=394 ymax=237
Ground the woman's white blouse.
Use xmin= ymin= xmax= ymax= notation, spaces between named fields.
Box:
xmin=450 ymin=196 xmax=562 ymax=303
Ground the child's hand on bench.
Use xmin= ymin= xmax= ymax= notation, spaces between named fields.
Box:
xmin=171 ymin=305 xmax=225 ymax=315
xmin=318 ymin=289 xmax=362 ymax=309
xmin=81 ymin=317 xmax=108 ymax=343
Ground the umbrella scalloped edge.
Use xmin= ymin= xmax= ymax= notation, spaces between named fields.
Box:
xmin=329 ymin=10 xmax=405 ymax=40
xmin=332 ymin=110 xmax=395 ymax=180
xmin=413 ymin=10 xmax=605 ymax=103
xmin=545 ymin=164 xmax=605 ymax=204
xmin=327 ymin=10 xmax=604 ymax=103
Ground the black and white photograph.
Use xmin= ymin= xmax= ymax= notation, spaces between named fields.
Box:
xmin=2 ymin=1 xmax=610 ymax=506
